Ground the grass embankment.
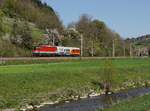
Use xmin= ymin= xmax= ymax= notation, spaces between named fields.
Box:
xmin=0 ymin=58 xmax=150 ymax=108
xmin=102 ymin=94 xmax=150 ymax=111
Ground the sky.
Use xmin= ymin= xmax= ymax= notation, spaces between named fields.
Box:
xmin=42 ymin=0 xmax=150 ymax=38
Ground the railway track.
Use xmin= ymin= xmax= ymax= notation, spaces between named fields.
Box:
xmin=0 ymin=56 xmax=141 ymax=61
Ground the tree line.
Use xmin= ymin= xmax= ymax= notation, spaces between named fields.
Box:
xmin=62 ymin=14 xmax=130 ymax=57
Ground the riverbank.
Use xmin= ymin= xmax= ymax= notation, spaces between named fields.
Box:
xmin=39 ymin=87 xmax=150 ymax=111
xmin=21 ymin=87 xmax=150 ymax=111
xmin=0 ymin=58 xmax=150 ymax=109
xmin=102 ymin=93 xmax=150 ymax=111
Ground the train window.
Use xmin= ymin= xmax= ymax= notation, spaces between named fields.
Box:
xmin=59 ymin=48 xmax=64 ymax=52
xmin=64 ymin=49 xmax=70 ymax=51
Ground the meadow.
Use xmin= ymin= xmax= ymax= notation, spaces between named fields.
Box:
xmin=0 ymin=58 xmax=150 ymax=108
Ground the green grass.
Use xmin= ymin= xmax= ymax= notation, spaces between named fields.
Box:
xmin=0 ymin=58 xmax=150 ymax=108
xmin=102 ymin=94 xmax=150 ymax=111
xmin=0 ymin=59 xmax=63 ymax=66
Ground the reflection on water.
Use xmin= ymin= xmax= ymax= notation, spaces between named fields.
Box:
xmin=102 ymin=94 xmax=117 ymax=108
xmin=40 ymin=87 xmax=150 ymax=111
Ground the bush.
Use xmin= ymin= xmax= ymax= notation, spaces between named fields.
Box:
xmin=101 ymin=60 xmax=117 ymax=94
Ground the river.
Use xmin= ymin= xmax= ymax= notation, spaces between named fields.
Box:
xmin=39 ymin=87 xmax=150 ymax=111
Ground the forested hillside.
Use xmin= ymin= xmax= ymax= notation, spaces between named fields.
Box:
xmin=126 ymin=35 xmax=150 ymax=56
xmin=0 ymin=0 xmax=63 ymax=30
xmin=0 ymin=0 xmax=63 ymax=57
xmin=127 ymin=34 xmax=150 ymax=47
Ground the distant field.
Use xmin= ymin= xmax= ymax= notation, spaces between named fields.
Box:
xmin=102 ymin=94 xmax=150 ymax=111
xmin=0 ymin=58 xmax=150 ymax=108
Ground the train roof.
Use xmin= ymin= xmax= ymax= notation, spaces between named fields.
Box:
xmin=39 ymin=45 xmax=80 ymax=49
xmin=57 ymin=46 xmax=80 ymax=50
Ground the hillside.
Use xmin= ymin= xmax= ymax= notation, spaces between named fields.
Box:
xmin=126 ymin=35 xmax=150 ymax=56
xmin=0 ymin=0 xmax=63 ymax=31
xmin=127 ymin=34 xmax=150 ymax=47
xmin=0 ymin=17 xmax=44 ymax=57
xmin=0 ymin=0 xmax=63 ymax=57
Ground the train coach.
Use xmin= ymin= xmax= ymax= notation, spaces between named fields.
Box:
xmin=32 ymin=45 xmax=80 ymax=57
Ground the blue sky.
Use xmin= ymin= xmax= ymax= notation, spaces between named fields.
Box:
xmin=42 ymin=0 xmax=150 ymax=38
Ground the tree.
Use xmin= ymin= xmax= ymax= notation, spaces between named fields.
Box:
xmin=45 ymin=28 xmax=61 ymax=46
xmin=21 ymin=21 xmax=33 ymax=49
xmin=10 ymin=19 xmax=33 ymax=49
xmin=2 ymin=0 xmax=17 ymax=17
xmin=88 ymin=20 xmax=105 ymax=56
xmin=75 ymin=14 xmax=93 ymax=56
xmin=0 ymin=10 xmax=4 ymax=37
xmin=75 ymin=14 xmax=113 ymax=56
xmin=62 ymin=28 xmax=80 ymax=47
xmin=101 ymin=60 xmax=116 ymax=94
xmin=10 ymin=19 xmax=17 ymax=42
xmin=148 ymin=46 xmax=150 ymax=56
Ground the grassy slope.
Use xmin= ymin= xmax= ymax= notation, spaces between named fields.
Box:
xmin=102 ymin=94 xmax=150 ymax=111
xmin=0 ymin=58 xmax=150 ymax=108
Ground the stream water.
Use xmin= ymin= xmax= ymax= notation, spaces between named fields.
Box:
xmin=40 ymin=87 xmax=150 ymax=111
